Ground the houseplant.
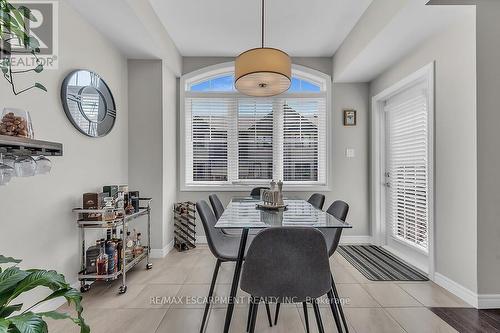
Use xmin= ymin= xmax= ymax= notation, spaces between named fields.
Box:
xmin=0 ymin=0 xmax=47 ymax=95
xmin=0 ymin=255 xmax=89 ymax=333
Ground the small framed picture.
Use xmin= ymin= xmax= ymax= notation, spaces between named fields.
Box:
xmin=343 ymin=109 xmax=357 ymax=126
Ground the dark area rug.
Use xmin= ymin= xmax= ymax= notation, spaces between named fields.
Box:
xmin=337 ymin=245 xmax=428 ymax=281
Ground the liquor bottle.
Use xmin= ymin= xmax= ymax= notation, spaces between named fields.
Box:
xmin=96 ymin=240 xmax=109 ymax=276
xmin=105 ymin=230 xmax=117 ymax=273
xmin=125 ymin=231 xmax=134 ymax=261
xmin=133 ymin=232 xmax=144 ymax=256
xmin=114 ymin=230 xmax=123 ymax=271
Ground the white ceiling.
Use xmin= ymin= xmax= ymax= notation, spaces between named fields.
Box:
xmin=149 ymin=0 xmax=372 ymax=57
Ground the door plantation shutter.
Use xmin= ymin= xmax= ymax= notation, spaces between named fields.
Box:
xmin=385 ymin=83 xmax=429 ymax=252
xmin=282 ymin=98 xmax=327 ymax=183
xmin=185 ymin=97 xmax=233 ymax=184
xmin=237 ymin=99 xmax=274 ymax=180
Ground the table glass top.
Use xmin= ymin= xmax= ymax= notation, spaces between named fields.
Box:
xmin=214 ymin=198 xmax=352 ymax=229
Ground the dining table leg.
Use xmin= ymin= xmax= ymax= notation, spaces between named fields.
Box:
xmin=223 ymin=227 xmax=249 ymax=333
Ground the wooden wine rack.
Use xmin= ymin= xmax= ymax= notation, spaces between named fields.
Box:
xmin=173 ymin=201 xmax=197 ymax=251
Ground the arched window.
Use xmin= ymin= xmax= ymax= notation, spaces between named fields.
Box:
xmin=180 ymin=62 xmax=331 ymax=190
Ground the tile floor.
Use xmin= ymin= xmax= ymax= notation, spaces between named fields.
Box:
xmin=48 ymin=245 xmax=470 ymax=333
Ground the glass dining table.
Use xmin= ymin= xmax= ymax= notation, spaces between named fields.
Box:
xmin=214 ymin=197 xmax=352 ymax=333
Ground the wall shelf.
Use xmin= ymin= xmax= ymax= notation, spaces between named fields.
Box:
xmin=0 ymin=135 xmax=63 ymax=156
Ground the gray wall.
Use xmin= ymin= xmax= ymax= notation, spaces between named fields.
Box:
xmin=128 ymin=60 xmax=178 ymax=252
xmin=128 ymin=60 xmax=163 ymax=249
xmin=0 ymin=0 xmax=128 ymax=299
xmin=476 ymin=1 xmax=500 ymax=296
xmin=178 ymin=57 xmax=370 ymax=238
xmin=370 ymin=13 xmax=478 ymax=292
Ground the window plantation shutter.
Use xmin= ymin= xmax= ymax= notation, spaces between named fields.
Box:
xmin=281 ymin=98 xmax=327 ymax=183
xmin=237 ymin=99 xmax=274 ymax=180
xmin=185 ymin=97 xmax=233 ymax=184
xmin=385 ymin=83 xmax=429 ymax=252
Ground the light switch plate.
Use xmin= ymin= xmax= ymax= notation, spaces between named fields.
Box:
xmin=346 ymin=148 xmax=355 ymax=158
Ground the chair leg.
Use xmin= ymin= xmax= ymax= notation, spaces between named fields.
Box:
xmin=274 ymin=302 xmax=281 ymax=325
xmin=302 ymin=302 xmax=310 ymax=333
xmin=265 ymin=302 xmax=273 ymax=327
xmin=312 ymin=300 xmax=325 ymax=333
xmin=327 ymin=290 xmax=343 ymax=333
xmin=246 ymin=302 xmax=254 ymax=332
xmin=200 ymin=259 xmax=221 ymax=333
xmin=331 ymin=273 xmax=349 ymax=333
xmin=249 ymin=297 xmax=260 ymax=333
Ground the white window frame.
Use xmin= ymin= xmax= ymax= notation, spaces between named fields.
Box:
xmin=179 ymin=61 xmax=332 ymax=192
xmin=371 ymin=62 xmax=435 ymax=278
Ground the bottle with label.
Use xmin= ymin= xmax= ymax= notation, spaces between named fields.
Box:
xmin=114 ymin=230 xmax=123 ymax=271
xmin=96 ymin=240 xmax=109 ymax=276
xmin=105 ymin=231 xmax=117 ymax=273
xmin=125 ymin=231 xmax=134 ymax=261
xmin=134 ymin=232 xmax=144 ymax=256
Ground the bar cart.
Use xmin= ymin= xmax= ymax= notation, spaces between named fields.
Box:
xmin=73 ymin=198 xmax=153 ymax=294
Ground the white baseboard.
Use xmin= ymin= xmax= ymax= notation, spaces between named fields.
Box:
xmin=434 ymin=273 xmax=478 ymax=308
xmin=150 ymin=239 xmax=174 ymax=258
xmin=478 ymin=294 xmax=500 ymax=309
xmin=340 ymin=235 xmax=372 ymax=244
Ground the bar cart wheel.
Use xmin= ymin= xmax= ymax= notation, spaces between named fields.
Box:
xmin=146 ymin=263 xmax=153 ymax=270
xmin=118 ymin=285 xmax=127 ymax=294
xmin=80 ymin=284 xmax=91 ymax=293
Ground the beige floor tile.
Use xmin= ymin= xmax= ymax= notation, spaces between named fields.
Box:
xmin=398 ymin=282 xmax=470 ymax=307
xmin=156 ymin=308 xmax=205 ymax=332
xmin=298 ymin=304 xmax=356 ymax=333
xmin=336 ymin=284 xmax=380 ymax=308
xmin=80 ymin=282 xmax=148 ymax=309
xmin=172 ymin=283 xmax=238 ymax=308
xmin=345 ymin=308 xmax=405 ymax=333
xmin=124 ymin=283 xmax=183 ymax=308
xmin=185 ymin=259 xmax=236 ymax=284
xmin=330 ymin=264 xmax=358 ymax=284
xmin=362 ymin=283 xmax=422 ymax=307
xmin=386 ymin=307 xmax=459 ymax=333
xmin=207 ymin=305 xmax=305 ymax=333
xmin=47 ymin=308 xmax=167 ymax=333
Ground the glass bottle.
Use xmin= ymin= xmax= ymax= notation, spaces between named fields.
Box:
xmin=96 ymin=240 xmax=109 ymax=276
xmin=105 ymin=230 xmax=117 ymax=273
xmin=133 ymin=232 xmax=144 ymax=256
xmin=125 ymin=231 xmax=134 ymax=261
xmin=102 ymin=197 xmax=116 ymax=221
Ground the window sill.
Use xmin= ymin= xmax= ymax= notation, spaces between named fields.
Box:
xmin=180 ymin=184 xmax=331 ymax=192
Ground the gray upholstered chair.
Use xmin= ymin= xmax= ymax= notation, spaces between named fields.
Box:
xmin=209 ymin=194 xmax=225 ymax=220
xmin=241 ymin=227 xmax=333 ymax=333
xmin=196 ymin=200 xmax=272 ymax=332
xmin=307 ymin=193 xmax=326 ymax=210
xmin=274 ymin=200 xmax=351 ymax=333
xmin=320 ymin=200 xmax=350 ymax=333
xmin=250 ymin=187 xmax=269 ymax=199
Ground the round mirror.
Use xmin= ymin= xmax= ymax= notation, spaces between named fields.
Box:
xmin=61 ymin=70 xmax=116 ymax=137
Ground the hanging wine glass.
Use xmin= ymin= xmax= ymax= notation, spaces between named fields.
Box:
xmin=0 ymin=153 xmax=15 ymax=185
xmin=14 ymin=155 xmax=36 ymax=177
xmin=35 ymin=155 xmax=52 ymax=175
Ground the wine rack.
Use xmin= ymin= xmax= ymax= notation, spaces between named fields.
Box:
xmin=173 ymin=201 xmax=197 ymax=251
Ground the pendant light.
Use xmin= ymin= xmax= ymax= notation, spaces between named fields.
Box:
xmin=235 ymin=0 xmax=291 ymax=97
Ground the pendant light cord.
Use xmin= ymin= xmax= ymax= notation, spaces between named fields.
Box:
xmin=261 ymin=0 xmax=265 ymax=48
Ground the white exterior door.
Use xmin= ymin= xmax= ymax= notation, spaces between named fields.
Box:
xmin=383 ymin=81 xmax=431 ymax=273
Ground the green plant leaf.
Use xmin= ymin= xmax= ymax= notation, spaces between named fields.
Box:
xmin=9 ymin=312 xmax=47 ymax=333
xmin=39 ymin=311 xmax=89 ymax=333
xmin=0 ymin=256 xmax=21 ymax=265
xmin=33 ymin=64 xmax=42 ymax=73
xmin=0 ymin=318 xmax=10 ymax=333
xmin=34 ymin=83 xmax=46 ymax=92
xmin=7 ymin=270 xmax=68 ymax=305
xmin=0 ymin=303 xmax=22 ymax=317
xmin=16 ymin=6 xmax=36 ymax=22
xmin=0 ymin=267 xmax=29 ymax=306
xmin=25 ymin=36 xmax=38 ymax=49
